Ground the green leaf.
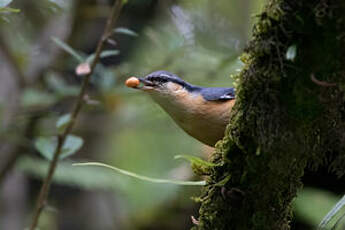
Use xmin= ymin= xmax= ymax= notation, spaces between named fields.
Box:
xmin=114 ymin=27 xmax=138 ymax=37
xmin=86 ymin=50 xmax=120 ymax=63
xmin=286 ymin=44 xmax=297 ymax=61
xmin=60 ymin=135 xmax=83 ymax=159
xmin=35 ymin=137 xmax=57 ymax=161
xmin=56 ymin=114 xmax=71 ymax=133
xmin=21 ymin=88 xmax=57 ymax=107
xmin=0 ymin=0 xmax=12 ymax=8
xmin=35 ymin=136 xmax=58 ymax=161
xmin=35 ymin=135 xmax=83 ymax=161
xmin=174 ymin=154 xmax=216 ymax=167
xmin=0 ymin=7 xmax=20 ymax=13
xmin=73 ymin=162 xmax=206 ymax=186
xmin=122 ymin=0 xmax=128 ymax=4
xmin=174 ymin=154 xmax=216 ymax=176
xmin=51 ymin=36 xmax=84 ymax=62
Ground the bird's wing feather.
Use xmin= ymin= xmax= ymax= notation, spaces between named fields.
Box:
xmin=200 ymin=87 xmax=235 ymax=101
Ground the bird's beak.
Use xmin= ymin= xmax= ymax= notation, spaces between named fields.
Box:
xmin=138 ymin=78 xmax=156 ymax=91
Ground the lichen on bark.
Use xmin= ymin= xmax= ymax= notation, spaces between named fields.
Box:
xmin=193 ymin=1 xmax=345 ymax=230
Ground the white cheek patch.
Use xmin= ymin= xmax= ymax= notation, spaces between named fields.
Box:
xmin=166 ymin=82 xmax=183 ymax=92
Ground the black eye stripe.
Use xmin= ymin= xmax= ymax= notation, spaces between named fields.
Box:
xmin=147 ymin=76 xmax=168 ymax=83
xmin=144 ymin=71 xmax=194 ymax=91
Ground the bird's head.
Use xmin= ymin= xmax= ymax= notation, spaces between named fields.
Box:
xmin=133 ymin=71 xmax=199 ymax=105
xmin=137 ymin=71 xmax=196 ymax=99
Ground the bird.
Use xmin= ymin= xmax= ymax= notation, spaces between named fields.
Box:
xmin=127 ymin=70 xmax=236 ymax=147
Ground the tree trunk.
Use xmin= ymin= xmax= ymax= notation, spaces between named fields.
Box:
xmin=193 ymin=1 xmax=345 ymax=229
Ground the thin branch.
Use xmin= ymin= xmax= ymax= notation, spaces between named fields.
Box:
xmin=29 ymin=1 xmax=124 ymax=229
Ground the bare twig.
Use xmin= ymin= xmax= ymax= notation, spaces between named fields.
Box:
xmin=29 ymin=1 xmax=124 ymax=229
xmin=311 ymin=73 xmax=337 ymax=87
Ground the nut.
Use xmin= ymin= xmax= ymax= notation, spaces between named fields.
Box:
xmin=125 ymin=77 xmax=140 ymax=88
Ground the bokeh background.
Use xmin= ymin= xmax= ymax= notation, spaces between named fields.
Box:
xmin=0 ymin=0 xmax=344 ymax=229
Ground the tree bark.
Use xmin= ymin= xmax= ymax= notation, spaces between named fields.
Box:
xmin=193 ymin=1 xmax=345 ymax=229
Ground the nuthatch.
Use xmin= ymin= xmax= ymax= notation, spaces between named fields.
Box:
xmin=127 ymin=71 xmax=236 ymax=147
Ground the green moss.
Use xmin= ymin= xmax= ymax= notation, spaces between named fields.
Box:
xmin=194 ymin=1 xmax=345 ymax=230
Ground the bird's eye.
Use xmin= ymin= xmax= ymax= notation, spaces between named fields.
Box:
xmin=157 ymin=77 xmax=168 ymax=83
xmin=149 ymin=76 xmax=167 ymax=83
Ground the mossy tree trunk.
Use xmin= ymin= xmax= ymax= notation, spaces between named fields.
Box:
xmin=193 ymin=1 xmax=345 ymax=229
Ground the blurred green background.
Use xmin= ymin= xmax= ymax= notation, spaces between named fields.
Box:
xmin=1 ymin=0 xmax=345 ymax=229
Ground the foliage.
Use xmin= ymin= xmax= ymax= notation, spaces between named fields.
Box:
xmin=174 ymin=155 xmax=216 ymax=175
xmin=114 ymin=27 xmax=138 ymax=37
xmin=21 ymin=88 xmax=57 ymax=107
xmin=34 ymin=135 xmax=84 ymax=161
xmin=56 ymin=114 xmax=71 ymax=133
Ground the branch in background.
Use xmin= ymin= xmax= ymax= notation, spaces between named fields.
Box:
xmin=0 ymin=33 xmax=28 ymax=185
xmin=29 ymin=1 xmax=124 ymax=229
xmin=0 ymin=115 xmax=40 ymax=183
xmin=0 ymin=34 xmax=26 ymax=89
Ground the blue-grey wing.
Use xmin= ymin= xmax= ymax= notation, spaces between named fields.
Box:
xmin=200 ymin=87 xmax=236 ymax=101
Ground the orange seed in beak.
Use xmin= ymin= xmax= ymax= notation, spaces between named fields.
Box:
xmin=125 ymin=77 xmax=140 ymax=88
